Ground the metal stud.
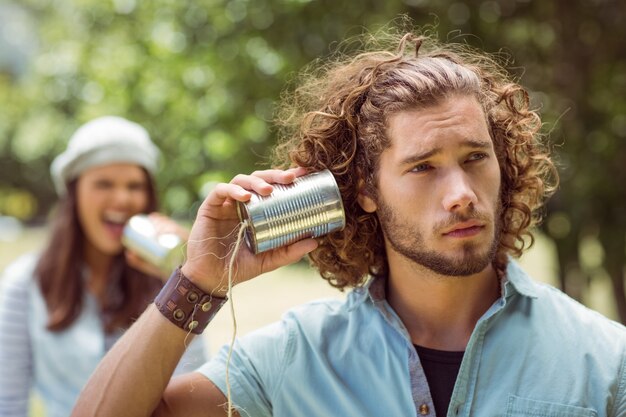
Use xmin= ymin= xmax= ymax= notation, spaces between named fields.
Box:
xmin=173 ymin=309 xmax=185 ymax=321
xmin=186 ymin=291 xmax=199 ymax=303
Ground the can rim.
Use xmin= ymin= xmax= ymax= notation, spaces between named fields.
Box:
xmin=236 ymin=197 xmax=259 ymax=253
xmin=320 ymin=169 xmax=346 ymax=231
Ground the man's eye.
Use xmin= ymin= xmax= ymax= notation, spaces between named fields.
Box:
xmin=410 ymin=163 xmax=431 ymax=173
xmin=468 ymin=152 xmax=488 ymax=162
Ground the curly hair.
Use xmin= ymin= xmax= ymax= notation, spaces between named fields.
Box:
xmin=272 ymin=28 xmax=558 ymax=289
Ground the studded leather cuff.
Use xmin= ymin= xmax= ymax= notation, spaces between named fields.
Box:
xmin=154 ymin=267 xmax=228 ymax=334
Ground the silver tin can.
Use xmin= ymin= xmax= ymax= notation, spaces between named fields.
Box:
xmin=236 ymin=169 xmax=345 ymax=254
xmin=121 ymin=214 xmax=185 ymax=273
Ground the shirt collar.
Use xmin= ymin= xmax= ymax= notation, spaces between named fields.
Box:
xmin=348 ymin=258 xmax=539 ymax=309
xmin=346 ymin=275 xmax=382 ymax=311
xmin=501 ymin=258 xmax=539 ymax=299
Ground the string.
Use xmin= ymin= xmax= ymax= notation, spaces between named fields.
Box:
xmin=179 ymin=222 xmax=245 ymax=351
xmin=225 ymin=220 xmax=248 ymax=417
xmin=180 ymin=220 xmax=248 ymax=407
xmin=184 ymin=223 xmax=244 ymax=263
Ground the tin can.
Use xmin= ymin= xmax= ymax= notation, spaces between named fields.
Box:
xmin=121 ymin=214 xmax=185 ymax=273
xmin=236 ymin=169 xmax=345 ymax=254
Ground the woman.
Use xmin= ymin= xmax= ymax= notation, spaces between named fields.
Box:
xmin=0 ymin=116 xmax=207 ymax=417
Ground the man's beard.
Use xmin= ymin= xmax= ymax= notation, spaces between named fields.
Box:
xmin=376 ymin=198 xmax=502 ymax=277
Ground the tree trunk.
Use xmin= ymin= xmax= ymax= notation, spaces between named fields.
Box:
xmin=599 ymin=228 xmax=626 ymax=324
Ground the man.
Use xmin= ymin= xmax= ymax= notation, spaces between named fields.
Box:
xmin=73 ymin=31 xmax=625 ymax=417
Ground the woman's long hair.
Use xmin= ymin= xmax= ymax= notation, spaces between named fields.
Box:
xmin=34 ymin=173 xmax=162 ymax=333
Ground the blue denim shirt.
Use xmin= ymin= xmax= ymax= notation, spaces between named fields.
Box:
xmin=0 ymin=254 xmax=208 ymax=417
xmin=199 ymin=260 xmax=626 ymax=417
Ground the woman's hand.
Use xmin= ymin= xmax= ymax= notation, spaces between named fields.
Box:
xmin=181 ymin=168 xmax=318 ymax=296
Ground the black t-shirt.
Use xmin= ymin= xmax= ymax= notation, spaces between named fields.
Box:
xmin=414 ymin=345 xmax=464 ymax=417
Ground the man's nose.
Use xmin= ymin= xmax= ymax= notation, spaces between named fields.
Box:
xmin=441 ymin=170 xmax=478 ymax=212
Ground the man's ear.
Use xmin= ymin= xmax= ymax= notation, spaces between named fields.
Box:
xmin=357 ymin=180 xmax=377 ymax=213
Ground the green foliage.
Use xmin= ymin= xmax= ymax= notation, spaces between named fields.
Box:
xmin=1 ymin=0 xmax=418 ymax=220
xmin=1 ymin=0 xmax=625 ymax=317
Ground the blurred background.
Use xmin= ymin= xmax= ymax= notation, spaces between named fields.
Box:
xmin=0 ymin=0 xmax=625 ymax=324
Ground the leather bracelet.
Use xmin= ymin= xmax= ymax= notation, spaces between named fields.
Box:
xmin=154 ymin=266 xmax=227 ymax=334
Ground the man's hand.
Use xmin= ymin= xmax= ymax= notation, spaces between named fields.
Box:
xmin=181 ymin=168 xmax=319 ymax=296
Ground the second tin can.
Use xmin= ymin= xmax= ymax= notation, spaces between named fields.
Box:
xmin=121 ymin=214 xmax=185 ymax=273
xmin=236 ymin=169 xmax=345 ymax=254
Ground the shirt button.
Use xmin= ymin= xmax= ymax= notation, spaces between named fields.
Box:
xmin=419 ymin=404 xmax=429 ymax=415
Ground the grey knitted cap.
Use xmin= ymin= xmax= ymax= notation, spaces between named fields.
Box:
xmin=50 ymin=116 xmax=161 ymax=195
